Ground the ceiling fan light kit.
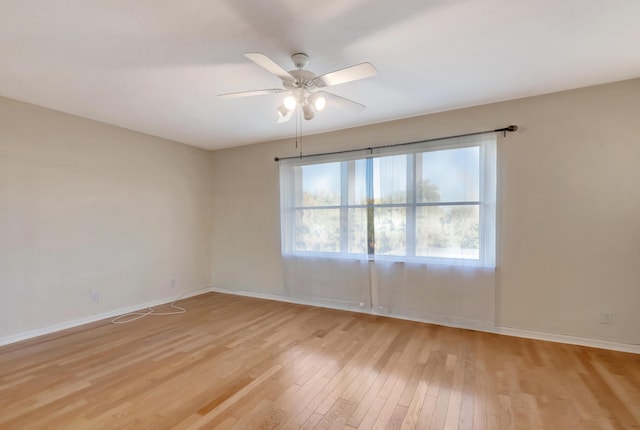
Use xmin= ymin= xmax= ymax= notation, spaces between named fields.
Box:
xmin=219 ymin=52 xmax=377 ymax=123
xmin=301 ymin=102 xmax=315 ymax=120
xmin=277 ymin=104 xmax=290 ymax=118
xmin=309 ymin=93 xmax=326 ymax=111
xmin=283 ymin=95 xmax=297 ymax=111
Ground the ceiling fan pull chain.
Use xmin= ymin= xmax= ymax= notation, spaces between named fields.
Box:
xmin=298 ymin=108 xmax=303 ymax=158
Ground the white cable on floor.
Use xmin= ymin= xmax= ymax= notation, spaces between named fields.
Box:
xmin=110 ymin=292 xmax=188 ymax=324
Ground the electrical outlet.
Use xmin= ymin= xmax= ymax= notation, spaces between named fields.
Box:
xmin=90 ymin=291 xmax=100 ymax=303
xmin=169 ymin=278 xmax=176 ymax=288
xmin=599 ymin=311 xmax=613 ymax=325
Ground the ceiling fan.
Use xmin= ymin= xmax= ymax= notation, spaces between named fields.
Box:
xmin=219 ymin=52 xmax=376 ymax=123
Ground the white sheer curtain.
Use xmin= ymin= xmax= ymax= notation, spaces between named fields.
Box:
xmin=373 ymin=262 xmax=495 ymax=326
xmin=279 ymin=133 xmax=497 ymax=326
xmin=282 ymin=255 xmax=370 ymax=309
xmin=280 ymin=152 xmax=371 ymax=308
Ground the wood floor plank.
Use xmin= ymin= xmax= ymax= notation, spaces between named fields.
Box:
xmin=0 ymin=292 xmax=638 ymax=429
xmin=400 ymin=379 xmax=429 ymax=430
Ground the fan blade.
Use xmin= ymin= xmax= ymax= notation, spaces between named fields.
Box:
xmin=245 ymin=53 xmax=294 ymax=81
xmin=277 ymin=109 xmax=293 ymax=124
xmin=314 ymin=62 xmax=377 ymax=87
xmin=218 ymin=89 xmax=284 ymax=99
xmin=316 ymin=91 xmax=366 ymax=111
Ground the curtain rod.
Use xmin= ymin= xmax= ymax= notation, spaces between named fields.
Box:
xmin=274 ymin=125 xmax=518 ymax=162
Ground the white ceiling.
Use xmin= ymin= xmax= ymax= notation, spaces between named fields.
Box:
xmin=1 ymin=0 xmax=639 ymax=150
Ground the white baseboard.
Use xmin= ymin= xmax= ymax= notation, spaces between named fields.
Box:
xmin=210 ymin=287 xmax=640 ymax=355
xmin=491 ymin=326 xmax=640 ymax=354
xmin=0 ymin=287 xmax=213 ymax=347
xmin=211 ymin=286 xmax=368 ymax=314
xmin=4 ymin=286 xmax=638 ymax=355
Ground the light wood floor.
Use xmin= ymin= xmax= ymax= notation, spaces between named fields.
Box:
xmin=1 ymin=293 xmax=639 ymax=429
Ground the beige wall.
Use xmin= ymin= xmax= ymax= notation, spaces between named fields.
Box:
xmin=2 ymin=79 xmax=638 ymax=346
xmin=0 ymin=97 xmax=214 ymax=339
xmin=210 ymin=79 xmax=640 ymax=344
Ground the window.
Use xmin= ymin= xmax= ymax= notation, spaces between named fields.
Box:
xmin=279 ymin=133 xmax=496 ymax=267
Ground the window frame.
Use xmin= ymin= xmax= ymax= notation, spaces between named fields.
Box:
xmin=280 ymin=134 xmax=496 ymax=267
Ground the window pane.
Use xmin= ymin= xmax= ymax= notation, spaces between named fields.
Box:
xmin=348 ymin=208 xmax=367 ymax=254
xmin=418 ymin=147 xmax=479 ymax=203
xmin=416 ymin=205 xmax=479 ymax=259
xmin=300 ymin=162 xmax=341 ymax=206
xmin=294 ymin=209 xmax=340 ymax=252
xmin=374 ymin=207 xmax=406 ymax=256
xmin=374 ymin=155 xmax=407 ymax=204
xmin=349 ymin=159 xmax=368 ymax=205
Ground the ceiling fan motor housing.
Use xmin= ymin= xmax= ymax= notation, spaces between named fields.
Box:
xmin=283 ymin=69 xmax=317 ymax=90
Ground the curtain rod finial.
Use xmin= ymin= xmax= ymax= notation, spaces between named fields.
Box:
xmin=507 ymin=125 xmax=518 ymax=132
